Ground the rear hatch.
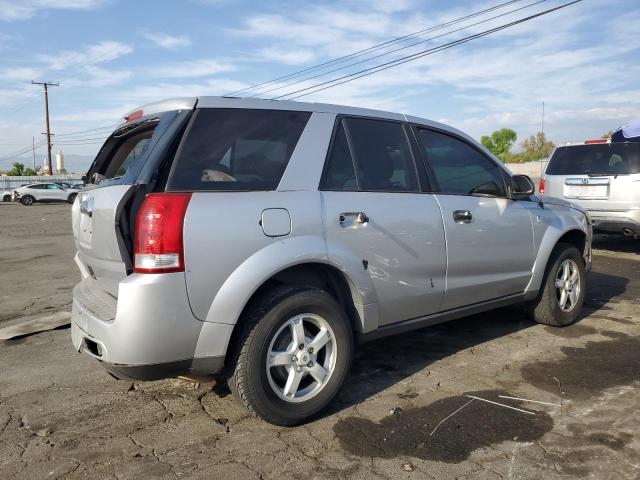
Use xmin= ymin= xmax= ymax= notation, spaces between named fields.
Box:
xmin=73 ymin=98 xmax=196 ymax=296
xmin=543 ymin=143 xmax=640 ymax=211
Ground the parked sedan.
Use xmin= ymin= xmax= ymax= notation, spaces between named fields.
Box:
xmin=13 ymin=183 xmax=79 ymax=206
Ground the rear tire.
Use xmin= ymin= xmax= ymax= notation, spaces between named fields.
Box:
xmin=528 ymin=242 xmax=586 ymax=326
xmin=20 ymin=195 xmax=34 ymax=206
xmin=2 ymin=194 xmax=10 ymax=202
xmin=227 ymin=286 xmax=353 ymax=426
xmin=67 ymin=193 xmax=77 ymax=204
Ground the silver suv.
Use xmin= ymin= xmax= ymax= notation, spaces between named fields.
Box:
xmin=540 ymin=140 xmax=640 ymax=237
xmin=71 ymin=97 xmax=591 ymax=425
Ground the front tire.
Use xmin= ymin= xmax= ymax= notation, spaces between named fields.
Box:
xmin=227 ymin=286 xmax=353 ymax=426
xmin=67 ymin=193 xmax=77 ymax=204
xmin=20 ymin=195 xmax=34 ymax=206
xmin=529 ymin=242 xmax=586 ymax=326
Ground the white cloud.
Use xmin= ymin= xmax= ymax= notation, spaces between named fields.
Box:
xmin=141 ymin=31 xmax=191 ymax=50
xmin=148 ymin=59 xmax=235 ymax=79
xmin=0 ymin=66 xmax=40 ymax=81
xmin=258 ymin=47 xmax=316 ymax=65
xmin=0 ymin=0 xmax=105 ymax=21
xmin=43 ymin=40 xmax=133 ymax=70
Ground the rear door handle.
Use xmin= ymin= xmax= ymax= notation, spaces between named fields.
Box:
xmin=339 ymin=212 xmax=369 ymax=225
xmin=453 ymin=210 xmax=472 ymax=223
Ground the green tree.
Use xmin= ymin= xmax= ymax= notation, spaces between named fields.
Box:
xmin=7 ymin=162 xmax=25 ymax=176
xmin=480 ymin=128 xmax=517 ymax=162
xmin=24 ymin=167 xmax=37 ymax=176
xmin=521 ymin=132 xmax=555 ymax=161
xmin=601 ymin=131 xmax=612 ymax=140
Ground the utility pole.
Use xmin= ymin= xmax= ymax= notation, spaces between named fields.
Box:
xmin=32 ymin=81 xmax=59 ymax=176
xmin=32 ymin=136 xmax=36 ymax=171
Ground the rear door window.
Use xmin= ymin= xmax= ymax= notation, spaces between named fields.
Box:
xmin=321 ymin=121 xmax=358 ymax=191
xmin=344 ymin=118 xmax=419 ymax=192
xmin=167 ymin=108 xmax=311 ymax=191
xmin=415 ymin=128 xmax=507 ymax=197
xmin=547 ymin=143 xmax=640 ymax=175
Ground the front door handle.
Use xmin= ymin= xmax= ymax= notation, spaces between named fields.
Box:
xmin=453 ymin=210 xmax=472 ymax=223
xmin=339 ymin=211 xmax=369 ymax=225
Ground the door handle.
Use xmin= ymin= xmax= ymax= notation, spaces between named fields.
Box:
xmin=339 ymin=212 xmax=369 ymax=225
xmin=453 ymin=210 xmax=472 ymax=223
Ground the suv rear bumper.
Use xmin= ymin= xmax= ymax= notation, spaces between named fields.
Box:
xmin=587 ymin=209 xmax=640 ymax=236
xmin=71 ymin=272 xmax=233 ymax=380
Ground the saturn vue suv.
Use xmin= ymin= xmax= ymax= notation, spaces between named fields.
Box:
xmin=71 ymin=97 xmax=591 ymax=425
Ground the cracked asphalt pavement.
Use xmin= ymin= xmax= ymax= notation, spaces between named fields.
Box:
xmin=1 ymin=202 xmax=639 ymax=479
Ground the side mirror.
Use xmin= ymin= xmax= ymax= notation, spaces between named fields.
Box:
xmin=511 ymin=174 xmax=535 ymax=200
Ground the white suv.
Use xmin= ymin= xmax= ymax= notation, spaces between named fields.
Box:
xmin=13 ymin=183 xmax=78 ymax=206
xmin=540 ymin=140 xmax=640 ymax=237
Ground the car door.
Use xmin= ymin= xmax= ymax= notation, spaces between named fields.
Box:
xmin=322 ymin=117 xmax=447 ymax=326
xmin=46 ymin=183 xmax=67 ymax=201
xmin=413 ymin=127 xmax=535 ymax=311
xmin=28 ymin=184 xmax=47 ymax=200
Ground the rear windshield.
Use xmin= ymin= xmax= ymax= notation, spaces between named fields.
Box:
xmin=167 ymin=108 xmax=311 ymax=191
xmin=547 ymin=143 xmax=640 ymax=175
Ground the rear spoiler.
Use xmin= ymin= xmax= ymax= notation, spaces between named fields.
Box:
xmin=121 ymin=97 xmax=198 ymax=125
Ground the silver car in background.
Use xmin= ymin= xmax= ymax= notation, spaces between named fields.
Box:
xmin=540 ymin=140 xmax=640 ymax=237
xmin=71 ymin=97 xmax=591 ymax=425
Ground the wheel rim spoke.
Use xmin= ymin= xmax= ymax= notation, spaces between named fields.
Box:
xmin=291 ymin=318 xmax=306 ymax=346
xmin=562 ymin=261 xmax=570 ymax=281
xmin=308 ymin=327 xmax=330 ymax=352
xmin=283 ymin=367 xmax=304 ymax=398
xmin=559 ymin=289 xmax=568 ymax=309
xmin=555 ymin=278 xmax=565 ymax=289
xmin=269 ymin=351 xmax=292 ymax=367
xmin=308 ymin=363 xmax=329 ymax=384
xmin=568 ymin=290 xmax=577 ymax=307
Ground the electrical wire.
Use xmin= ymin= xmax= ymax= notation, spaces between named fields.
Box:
xmin=251 ymin=0 xmax=548 ymax=98
xmin=273 ymin=1 xmax=581 ymax=100
xmin=225 ymin=0 xmax=528 ymax=97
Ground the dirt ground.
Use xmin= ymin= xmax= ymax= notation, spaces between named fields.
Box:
xmin=0 ymin=201 xmax=639 ymax=479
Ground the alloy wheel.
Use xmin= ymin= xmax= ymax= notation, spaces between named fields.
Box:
xmin=266 ymin=313 xmax=337 ymax=403
xmin=555 ymin=258 xmax=580 ymax=312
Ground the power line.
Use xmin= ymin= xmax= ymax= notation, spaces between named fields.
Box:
xmin=251 ymin=0 xmax=548 ymax=98
xmin=273 ymin=1 xmax=581 ymax=100
xmin=55 ymin=123 xmax=119 ymax=138
xmin=226 ymin=0 xmax=527 ymax=97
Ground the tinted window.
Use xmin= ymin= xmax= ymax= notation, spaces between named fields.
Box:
xmin=344 ymin=118 xmax=418 ymax=192
xmin=29 ymin=184 xmax=46 ymax=189
xmin=416 ymin=129 xmax=506 ymax=197
xmin=46 ymin=184 xmax=63 ymax=190
xmin=321 ymin=122 xmax=357 ymax=191
xmin=168 ymin=108 xmax=310 ymax=191
xmin=546 ymin=143 xmax=640 ymax=175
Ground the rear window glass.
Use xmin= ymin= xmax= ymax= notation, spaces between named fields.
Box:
xmin=87 ymin=110 xmax=179 ymax=186
xmin=547 ymin=143 xmax=640 ymax=175
xmin=168 ymin=108 xmax=311 ymax=191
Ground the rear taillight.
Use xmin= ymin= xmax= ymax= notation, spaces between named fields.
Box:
xmin=538 ymin=178 xmax=545 ymax=194
xmin=134 ymin=193 xmax=192 ymax=274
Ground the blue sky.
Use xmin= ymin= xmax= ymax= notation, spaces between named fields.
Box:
xmin=0 ymin=0 xmax=638 ymax=171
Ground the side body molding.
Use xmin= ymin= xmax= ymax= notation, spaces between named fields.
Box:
xmin=203 ymin=235 xmax=379 ymax=332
